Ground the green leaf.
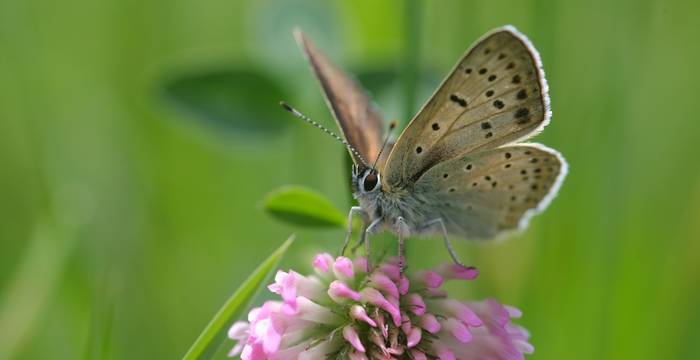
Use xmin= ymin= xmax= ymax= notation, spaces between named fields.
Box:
xmin=262 ymin=186 xmax=346 ymax=228
xmin=159 ymin=68 xmax=290 ymax=139
xmin=182 ymin=235 xmax=295 ymax=360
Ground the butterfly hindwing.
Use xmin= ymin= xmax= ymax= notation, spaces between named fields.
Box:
xmin=415 ymin=144 xmax=566 ymax=239
xmin=384 ymin=26 xmax=551 ymax=188
xmin=295 ymin=30 xmax=385 ymax=167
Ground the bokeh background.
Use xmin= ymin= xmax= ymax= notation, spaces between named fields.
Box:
xmin=1 ymin=0 xmax=699 ymax=359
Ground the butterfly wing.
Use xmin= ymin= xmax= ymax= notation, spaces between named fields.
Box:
xmin=382 ymin=26 xmax=566 ymax=239
xmin=415 ymin=144 xmax=566 ymax=239
xmin=295 ymin=29 xmax=385 ymax=168
xmin=384 ymin=26 xmax=552 ymax=187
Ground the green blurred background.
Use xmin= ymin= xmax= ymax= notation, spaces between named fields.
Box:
xmin=1 ymin=0 xmax=699 ymax=359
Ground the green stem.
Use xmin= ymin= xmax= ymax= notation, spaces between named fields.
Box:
xmin=401 ymin=0 xmax=421 ymax=124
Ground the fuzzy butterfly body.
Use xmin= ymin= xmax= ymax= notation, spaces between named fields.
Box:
xmin=292 ymin=25 xmax=567 ymax=264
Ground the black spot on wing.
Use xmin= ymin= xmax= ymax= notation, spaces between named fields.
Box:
xmin=515 ymin=108 xmax=530 ymax=118
xmin=516 ymin=89 xmax=527 ymax=100
xmin=449 ymin=94 xmax=467 ymax=107
xmin=515 ymin=108 xmax=531 ymax=124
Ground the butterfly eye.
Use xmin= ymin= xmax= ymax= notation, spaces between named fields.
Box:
xmin=362 ymin=172 xmax=379 ymax=192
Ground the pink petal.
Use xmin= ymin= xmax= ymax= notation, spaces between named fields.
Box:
xmin=515 ymin=339 xmax=535 ymax=354
xmin=343 ymin=325 xmax=366 ymax=353
xmin=295 ymin=296 xmax=344 ymax=325
xmin=397 ymin=275 xmax=410 ymax=295
xmin=410 ymin=349 xmax=427 ymax=360
xmin=418 ymin=313 xmax=441 ymax=334
xmin=445 ymin=317 xmax=472 ymax=344
xmin=370 ymin=273 xmax=399 ymax=298
xmin=354 ymin=257 xmax=369 ymax=273
xmin=268 ymin=271 xmax=298 ymax=314
xmin=379 ymin=263 xmax=401 ymax=280
xmin=312 ymin=253 xmax=334 ymax=273
xmin=407 ymin=326 xmax=422 ymax=348
xmin=470 ymin=298 xmax=511 ymax=326
xmin=334 ymin=256 xmax=355 ymax=278
xmin=421 ymin=270 xmax=444 ymax=288
xmin=262 ymin=321 xmax=282 ymax=353
xmin=436 ymin=347 xmax=456 ymax=360
xmin=441 ymin=300 xmax=483 ymax=327
xmin=247 ymin=307 xmax=261 ymax=322
xmin=350 ymin=305 xmax=377 ymax=327
xmin=228 ymin=343 xmax=243 ymax=357
xmin=406 ymin=293 xmax=426 ymax=315
xmin=228 ymin=321 xmax=248 ymax=340
xmin=401 ymin=312 xmax=412 ymax=334
xmin=266 ymin=270 xmax=284 ymax=294
xmin=328 ymin=280 xmax=361 ymax=302
xmin=438 ymin=264 xmax=479 ymax=281
xmin=241 ymin=343 xmax=265 ymax=360
xmin=361 ymin=288 xmax=401 ymax=326
xmin=386 ymin=295 xmax=400 ymax=311
xmin=505 ymin=305 xmax=523 ymax=318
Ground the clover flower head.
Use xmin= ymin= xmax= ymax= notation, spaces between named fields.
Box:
xmin=228 ymin=253 xmax=533 ymax=359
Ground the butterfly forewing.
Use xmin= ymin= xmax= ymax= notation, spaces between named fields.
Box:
xmin=294 ymin=30 xmax=385 ymax=167
xmin=415 ymin=145 xmax=566 ymax=239
xmin=384 ymin=26 xmax=550 ymax=187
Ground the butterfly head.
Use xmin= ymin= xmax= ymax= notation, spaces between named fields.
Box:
xmin=352 ymin=165 xmax=381 ymax=194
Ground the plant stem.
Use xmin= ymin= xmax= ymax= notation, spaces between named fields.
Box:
xmin=401 ymin=0 xmax=421 ymax=125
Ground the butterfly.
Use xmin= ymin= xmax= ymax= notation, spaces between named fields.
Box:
xmin=283 ymin=25 xmax=568 ymax=268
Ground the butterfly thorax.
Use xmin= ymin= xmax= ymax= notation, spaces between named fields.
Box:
xmin=352 ymin=166 xmax=432 ymax=234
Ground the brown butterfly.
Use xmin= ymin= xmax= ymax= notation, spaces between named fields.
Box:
xmin=283 ymin=26 xmax=567 ymax=268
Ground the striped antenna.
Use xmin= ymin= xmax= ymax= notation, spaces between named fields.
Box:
xmin=372 ymin=120 xmax=397 ymax=170
xmin=279 ymin=101 xmax=368 ymax=167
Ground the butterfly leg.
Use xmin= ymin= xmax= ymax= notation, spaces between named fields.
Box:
xmin=341 ymin=206 xmax=368 ymax=256
xmin=351 ymin=213 xmax=376 ymax=254
xmin=361 ymin=218 xmax=383 ymax=271
xmin=423 ymin=218 xmax=471 ymax=268
xmin=395 ymin=216 xmax=410 ymax=272
xmin=350 ymin=225 xmax=367 ymax=253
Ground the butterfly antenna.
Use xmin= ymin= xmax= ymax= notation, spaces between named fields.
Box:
xmin=371 ymin=120 xmax=397 ymax=170
xmin=279 ymin=101 xmax=369 ymax=167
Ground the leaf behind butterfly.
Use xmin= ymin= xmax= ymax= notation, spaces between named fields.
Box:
xmin=159 ymin=68 xmax=289 ymax=139
xmin=262 ymin=186 xmax=345 ymax=228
